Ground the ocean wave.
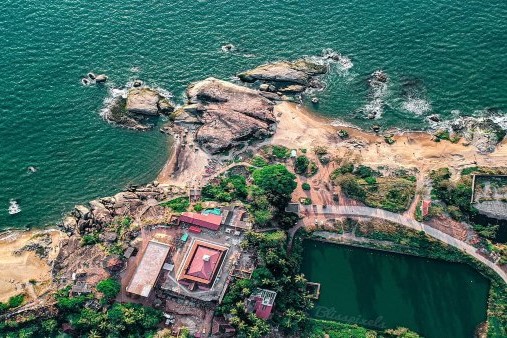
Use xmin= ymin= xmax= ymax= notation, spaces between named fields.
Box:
xmin=402 ymin=98 xmax=432 ymax=115
xmin=361 ymin=74 xmax=389 ymax=119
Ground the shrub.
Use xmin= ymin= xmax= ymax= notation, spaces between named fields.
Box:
xmin=81 ymin=233 xmax=100 ymax=246
xmin=364 ymin=176 xmax=377 ymax=185
xmin=193 ymin=203 xmax=203 ymax=212
xmin=252 ymin=156 xmax=268 ymax=167
xmin=461 ymin=166 xmax=480 ymax=176
xmin=331 ymin=163 xmax=354 ymax=178
xmin=338 ymin=129 xmax=349 ymax=139
xmin=302 ymin=198 xmax=312 ymax=205
xmin=355 ymin=165 xmax=379 ymax=179
xmin=313 ymin=146 xmax=328 ymax=156
xmin=272 ymin=145 xmax=290 ymax=159
xmin=97 ymin=278 xmax=121 ymax=301
xmin=302 ymin=183 xmax=311 ymax=191
xmin=384 ymin=136 xmax=395 ymax=144
xmin=295 ymin=156 xmax=310 ymax=175
xmin=308 ymin=161 xmax=319 ymax=176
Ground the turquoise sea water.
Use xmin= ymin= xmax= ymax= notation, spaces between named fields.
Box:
xmin=1 ymin=0 xmax=506 ymax=228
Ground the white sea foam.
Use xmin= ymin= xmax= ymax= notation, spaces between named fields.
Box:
xmin=221 ymin=43 xmax=236 ymax=53
xmin=361 ymin=80 xmax=389 ymax=119
xmin=100 ymin=87 xmax=127 ymax=119
xmin=318 ymin=48 xmax=354 ymax=71
xmin=402 ymin=98 xmax=431 ymax=115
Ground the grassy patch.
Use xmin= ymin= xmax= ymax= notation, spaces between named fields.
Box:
xmin=160 ymin=196 xmax=190 ymax=212
xmin=333 ymin=166 xmax=416 ymax=213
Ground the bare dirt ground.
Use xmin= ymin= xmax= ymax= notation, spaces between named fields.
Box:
xmin=158 ymin=126 xmax=210 ymax=187
xmin=0 ymin=229 xmax=63 ymax=303
xmin=272 ymin=102 xmax=507 ymax=173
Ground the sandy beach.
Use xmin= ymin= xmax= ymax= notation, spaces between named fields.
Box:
xmin=0 ymin=229 xmax=62 ymax=303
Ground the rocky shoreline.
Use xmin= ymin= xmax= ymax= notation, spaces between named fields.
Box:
xmin=99 ymin=55 xmax=506 ymax=156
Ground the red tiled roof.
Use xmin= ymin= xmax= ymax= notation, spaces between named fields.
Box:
xmin=189 ymin=226 xmax=202 ymax=233
xmin=422 ymin=200 xmax=431 ymax=217
xmin=187 ymin=246 xmax=222 ymax=280
xmin=254 ymin=300 xmax=273 ymax=320
xmin=180 ymin=212 xmax=223 ymax=231
xmin=178 ymin=239 xmax=228 ymax=286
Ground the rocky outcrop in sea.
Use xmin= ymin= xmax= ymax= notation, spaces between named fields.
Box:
xmin=105 ymin=87 xmax=175 ymax=130
xmin=237 ymin=59 xmax=328 ymax=92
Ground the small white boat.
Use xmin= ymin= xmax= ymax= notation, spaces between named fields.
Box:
xmin=8 ymin=200 xmax=21 ymax=215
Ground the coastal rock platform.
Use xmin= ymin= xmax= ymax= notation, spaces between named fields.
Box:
xmin=177 ymin=77 xmax=277 ymax=154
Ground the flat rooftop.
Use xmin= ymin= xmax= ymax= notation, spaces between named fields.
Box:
xmin=126 ymin=240 xmax=170 ymax=297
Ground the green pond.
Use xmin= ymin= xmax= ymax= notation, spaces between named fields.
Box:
xmin=301 ymin=240 xmax=490 ymax=338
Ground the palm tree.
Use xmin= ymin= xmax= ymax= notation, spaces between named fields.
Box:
xmin=88 ymin=330 xmax=102 ymax=338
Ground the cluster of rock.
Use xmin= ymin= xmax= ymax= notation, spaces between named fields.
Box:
xmin=173 ymin=77 xmax=277 ymax=154
xmin=61 ymin=182 xmax=185 ymax=234
xmin=82 ymin=72 xmax=108 ymax=86
xmin=165 ymin=59 xmax=329 ymax=154
xmin=238 ymin=59 xmax=328 ymax=93
xmin=108 ymin=87 xmax=175 ymax=130
xmin=13 ymin=233 xmax=52 ymax=259
xmin=451 ymin=117 xmax=506 ymax=153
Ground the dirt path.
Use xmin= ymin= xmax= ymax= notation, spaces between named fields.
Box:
xmin=299 ymin=204 xmax=507 ymax=284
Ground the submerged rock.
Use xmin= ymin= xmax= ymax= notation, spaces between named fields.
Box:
xmin=182 ymin=77 xmax=276 ymax=154
xmin=238 ymin=59 xmax=327 ymax=86
xmin=428 ymin=114 xmax=440 ymax=122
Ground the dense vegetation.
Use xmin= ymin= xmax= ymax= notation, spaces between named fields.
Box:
xmin=331 ymin=165 xmax=416 ymax=212
xmin=0 ymin=279 xmax=162 ymax=338
xmin=201 ymin=164 xmax=299 ymax=229
xmin=219 ymin=231 xmax=314 ymax=337
xmin=0 ymin=294 xmax=25 ymax=314
xmin=430 ymin=167 xmax=507 ymax=244
xmin=306 ymin=319 xmax=420 ymax=338
xmin=429 ymin=168 xmax=474 ymax=221
xmin=96 ymin=278 xmax=121 ymax=303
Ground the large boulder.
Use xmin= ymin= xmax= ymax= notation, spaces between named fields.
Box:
xmin=451 ymin=117 xmax=506 ymax=153
xmin=106 ymin=87 xmax=174 ymax=130
xmin=183 ymin=77 xmax=276 ymax=154
xmin=238 ymin=59 xmax=327 ymax=86
xmin=126 ymin=88 xmax=163 ymax=115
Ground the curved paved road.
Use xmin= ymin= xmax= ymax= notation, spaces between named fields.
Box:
xmin=306 ymin=205 xmax=507 ymax=284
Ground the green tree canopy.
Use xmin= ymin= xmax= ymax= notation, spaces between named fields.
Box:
xmin=97 ymin=278 xmax=121 ymax=301
xmin=252 ymin=164 xmax=297 ymax=202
